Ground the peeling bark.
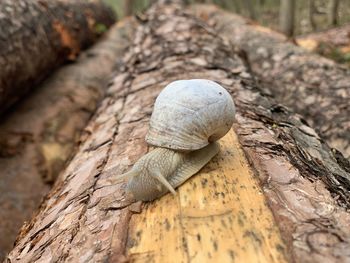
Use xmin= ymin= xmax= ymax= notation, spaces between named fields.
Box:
xmin=7 ymin=2 xmax=350 ymax=263
xmin=0 ymin=0 xmax=116 ymax=115
xmin=0 ymin=19 xmax=136 ymax=261
xmin=192 ymin=5 xmax=350 ymax=159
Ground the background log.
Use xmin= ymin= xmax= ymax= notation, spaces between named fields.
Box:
xmin=0 ymin=0 xmax=116 ymax=115
xmin=0 ymin=18 xmax=136 ymax=261
xmin=192 ymin=4 xmax=350 ymax=159
xmin=296 ymin=23 xmax=350 ymax=59
xmin=7 ymin=2 xmax=350 ymax=263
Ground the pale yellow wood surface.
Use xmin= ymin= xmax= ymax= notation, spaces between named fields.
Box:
xmin=127 ymin=130 xmax=287 ymax=263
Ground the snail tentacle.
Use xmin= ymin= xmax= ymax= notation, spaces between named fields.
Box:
xmin=102 ymin=167 xmax=139 ymax=183
xmin=117 ymin=169 xmax=140 ymax=182
xmin=152 ymin=171 xmax=177 ymax=195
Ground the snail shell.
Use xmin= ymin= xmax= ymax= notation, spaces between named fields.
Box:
xmin=146 ymin=79 xmax=235 ymax=151
xmin=108 ymin=79 xmax=235 ymax=201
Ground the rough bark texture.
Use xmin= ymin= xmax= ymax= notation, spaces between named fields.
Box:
xmin=7 ymin=2 xmax=350 ymax=263
xmin=279 ymin=0 xmax=295 ymax=36
xmin=328 ymin=0 xmax=340 ymax=26
xmin=0 ymin=19 xmax=136 ymax=261
xmin=0 ymin=0 xmax=116 ymax=115
xmin=192 ymin=5 xmax=350 ymax=159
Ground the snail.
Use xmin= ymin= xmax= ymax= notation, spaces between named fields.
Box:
xmin=108 ymin=79 xmax=235 ymax=201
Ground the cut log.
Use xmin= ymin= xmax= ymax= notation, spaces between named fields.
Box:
xmin=296 ymin=23 xmax=350 ymax=54
xmin=0 ymin=18 xmax=136 ymax=261
xmin=0 ymin=0 xmax=116 ymax=115
xmin=7 ymin=2 xmax=350 ymax=263
xmin=192 ymin=4 xmax=350 ymax=159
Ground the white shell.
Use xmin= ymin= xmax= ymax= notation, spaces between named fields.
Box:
xmin=146 ymin=79 xmax=235 ymax=151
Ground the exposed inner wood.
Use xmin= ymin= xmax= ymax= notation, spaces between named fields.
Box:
xmin=128 ymin=130 xmax=287 ymax=263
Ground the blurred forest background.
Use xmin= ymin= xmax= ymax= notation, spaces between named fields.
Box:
xmin=102 ymin=0 xmax=350 ymax=65
xmin=104 ymin=0 xmax=350 ymax=36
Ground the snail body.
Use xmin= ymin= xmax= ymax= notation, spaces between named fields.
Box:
xmin=124 ymin=142 xmax=220 ymax=201
xmin=111 ymin=79 xmax=235 ymax=201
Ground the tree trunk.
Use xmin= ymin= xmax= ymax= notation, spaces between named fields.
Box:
xmin=0 ymin=18 xmax=136 ymax=261
xmin=328 ymin=0 xmax=340 ymax=26
xmin=192 ymin=4 xmax=350 ymax=159
xmin=123 ymin=0 xmax=134 ymax=16
xmin=0 ymin=0 xmax=116 ymax=115
xmin=243 ymin=0 xmax=257 ymax=20
xmin=279 ymin=0 xmax=295 ymax=36
xmin=309 ymin=0 xmax=317 ymax=30
xmin=7 ymin=2 xmax=350 ymax=262
xmin=232 ymin=0 xmax=242 ymax=13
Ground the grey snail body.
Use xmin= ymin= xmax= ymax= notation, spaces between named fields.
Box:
xmin=108 ymin=79 xmax=235 ymax=201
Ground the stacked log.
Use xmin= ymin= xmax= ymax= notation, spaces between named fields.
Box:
xmin=192 ymin=4 xmax=350 ymax=159
xmin=0 ymin=0 xmax=116 ymax=114
xmin=6 ymin=2 xmax=350 ymax=263
xmin=296 ymin=23 xmax=350 ymax=53
xmin=0 ymin=18 xmax=137 ymax=260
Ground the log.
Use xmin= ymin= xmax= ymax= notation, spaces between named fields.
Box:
xmin=296 ymin=23 xmax=350 ymax=54
xmin=0 ymin=0 xmax=116 ymax=115
xmin=191 ymin=4 xmax=350 ymax=159
xmin=7 ymin=2 xmax=350 ymax=263
xmin=0 ymin=18 xmax=136 ymax=261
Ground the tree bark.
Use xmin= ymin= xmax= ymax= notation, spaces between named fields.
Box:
xmin=309 ymin=0 xmax=317 ymax=30
xmin=192 ymin=4 xmax=350 ymax=159
xmin=0 ymin=18 xmax=136 ymax=261
xmin=123 ymin=0 xmax=134 ymax=16
xmin=279 ymin=0 xmax=295 ymax=36
xmin=7 ymin=2 xmax=350 ymax=263
xmin=297 ymin=23 xmax=350 ymax=51
xmin=0 ymin=0 xmax=116 ymax=115
xmin=328 ymin=0 xmax=340 ymax=26
xmin=243 ymin=0 xmax=257 ymax=20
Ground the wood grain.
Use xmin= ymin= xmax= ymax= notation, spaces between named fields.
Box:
xmin=128 ymin=130 xmax=287 ymax=263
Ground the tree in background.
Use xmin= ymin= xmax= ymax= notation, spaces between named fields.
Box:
xmin=309 ymin=0 xmax=317 ymax=30
xmin=105 ymin=0 xmax=350 ymax=35
xmin=279 ymin=0 xmax=295 ymax=36
xmin=243 ymin=0 xmax=257 ymax=20
xmin=328 ymin=0 xmax=340 ymax=26
xmin=123 ymin=0 xmax=134 ymax=16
